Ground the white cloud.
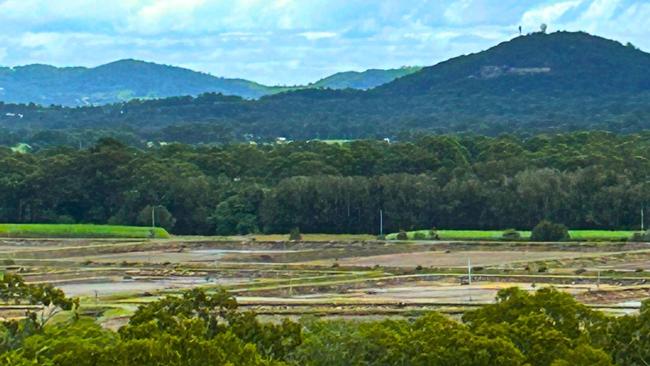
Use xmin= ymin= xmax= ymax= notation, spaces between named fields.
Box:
xmin=521 ymin=0 xmax=584 ymax=29
xmin=299 ymin=32 xmax=337 ymax=41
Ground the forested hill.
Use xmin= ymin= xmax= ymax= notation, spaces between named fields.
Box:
xmin=375 ymin=31 xmax=650 ymax=96
xmin=2 ymin=31 xmax=650 ymax=142
xmin=0 ymin=60 xmax=420 ymax=106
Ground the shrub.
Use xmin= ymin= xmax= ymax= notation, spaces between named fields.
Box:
xmin=429 ymin=227 xmax=440 ymax=240
xmin=501 ymin=229 xmax=521 ymax=240
xmin=413 ymin=232 xmax=426 ymax=240
xmin=289 ymin=227 xmax=302 ymax=241
xmin=531 ymin=220 xmax=570 ymax=242
xmin=631 ymin=231 xmax=650 ymax=242
xmin=396 ymin=230 xmax=408 ymax=240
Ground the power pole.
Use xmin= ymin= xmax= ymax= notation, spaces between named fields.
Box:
xmin=642 ymin=206 xmax=645 ymax=231
xmin=151 ymin=206 xmax=156 ymax=228
xmin=379 ymin=209 xmax=383 ymax=236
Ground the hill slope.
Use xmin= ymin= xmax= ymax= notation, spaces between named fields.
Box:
xmin=2 ymin=31 xmax=650 ymax=143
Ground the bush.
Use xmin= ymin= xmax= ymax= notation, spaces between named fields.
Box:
xmin=501 ymin=229 xmax=521 ymax=240
xmin=631 ymin=231 xmax=650 ymax=242
xmin=289 ymin=227 xmax=302 ymax=241
xmin=428 ymin=228 xmax=440 ymax=240
xmin=396 ymin=230 xmax=408 ymax=240
xmin=531 ymin=220 xmax=570 ymax=242
xmin=413 ymin=232 xmax=426 ymax=240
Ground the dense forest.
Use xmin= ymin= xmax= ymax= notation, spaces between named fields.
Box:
xmin=2 ymin=32 xmax=650 ymax=143
xmin=1 ymin=272 xmax=649 ymax=365
xmin=2 ymin=131 xmax=650 ymax=235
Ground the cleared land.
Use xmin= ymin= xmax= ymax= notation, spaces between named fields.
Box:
xmin=1 ymin=234 xmax=649 ymax=327
xmin=0 ymin=224 xmax=170 ymax=239
xmin=328 ymin=250 xmax=593 ymax=268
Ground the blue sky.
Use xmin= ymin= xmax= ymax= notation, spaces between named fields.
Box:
xmin=0 ymin=0 xmax=648 ymax=85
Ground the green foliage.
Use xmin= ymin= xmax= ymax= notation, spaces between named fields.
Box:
xmin=412 ymin=232 xmax=426 ymax=240
xmin=428 ymin=228 xmax=440 ymax=240
xmin=136 ymin=205 xmax=176 ymax=231
xmin=502 ymin=229 xmax=522 ymax=240
xmin=289 ymin=228 xmax=302 ymax=241
xmin=396 ymin=230 xmax=408 ymax=240
xmin=463 ymin=287 xmax=613 ymax=366
xmin=5 ymin=281 xmax=650 ymax=365
xmin=531 ymin=221 xmax=570 ymax=242
xmin=3 ymin=131 xmax=650 ymax=236
xmin=630 ymin=231 xmax=650 ymax=242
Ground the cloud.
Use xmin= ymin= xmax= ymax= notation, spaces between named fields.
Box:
xmin=521 ymin=0 xmax=584 ymax=29
xmin=299 ymin=32 xmax=338 ymax=41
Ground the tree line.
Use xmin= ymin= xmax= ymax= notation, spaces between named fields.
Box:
xmin=2 ymin=131 xmax=650 ymax=235
xmin=1 ymin=272 xmax=649 ymax=365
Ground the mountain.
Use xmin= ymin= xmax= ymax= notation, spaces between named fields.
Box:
xmin=0 ymin=60 xmax=419 ymax=106
xmin=310 ymin=66 xmax=422 ymax=90
xmin=375 ymin=31 xmax=650 ymax=96
xmin=2 ymin=31 xmax=650 ymax=144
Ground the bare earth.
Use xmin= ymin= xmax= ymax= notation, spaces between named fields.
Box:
xmin=332 ymin=250 xmax=589 ymax=268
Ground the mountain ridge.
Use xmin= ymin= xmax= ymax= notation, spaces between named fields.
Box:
xmin=0 ymin=59 xmax=421 ymax=106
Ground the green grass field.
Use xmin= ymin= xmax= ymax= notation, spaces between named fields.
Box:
xmin=0 ymin=224 xmax=170 ymax=239
xmin=386 ymin=229 xmax=637 ymax=242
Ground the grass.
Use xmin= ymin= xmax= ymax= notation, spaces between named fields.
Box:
xmin=387 ymin=229 xmax=637 ymax=241
xmin=0 ymin=224 xmax=170 ymax=239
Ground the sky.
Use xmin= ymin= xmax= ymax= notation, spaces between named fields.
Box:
xmin=0 ymin=0 xmax=648 ymax=85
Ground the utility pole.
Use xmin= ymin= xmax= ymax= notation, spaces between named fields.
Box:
xmin=379 ymin=209 xmax=383 ymax=236
xmin=642 ymin=206 xmax=645 ymax=231
xmin=151 ymin=206 xmax=156 ymax=228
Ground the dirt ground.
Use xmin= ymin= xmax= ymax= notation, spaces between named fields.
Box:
xmin=329 ymin=250 xmax=591 ymax=268
xmin=2 ymin=238 xmax=649 ymax=322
